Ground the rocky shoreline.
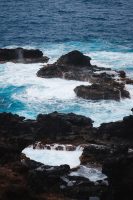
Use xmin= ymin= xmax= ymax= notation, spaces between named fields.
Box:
xmin=0 ymin=48 xmax=133 ymax=200
xmin=37 ymin=50 xmax=132 ymax=101
xmin=0 ymin=111 xmax=133 ymax=200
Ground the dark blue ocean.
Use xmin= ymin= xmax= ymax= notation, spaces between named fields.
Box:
xmin=0 ymin=0 xmax=133 ymax=126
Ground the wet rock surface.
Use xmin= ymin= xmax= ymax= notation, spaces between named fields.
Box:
xmin=97 ymin=115 xmax=133 ymax=145
xmin=0 ymin=48 xmax=49 ymax=63
xmin=74 ymin=82 xmax=130 ymax=101
xmin=55 ymin=50 xmax=92 ymax=67
xmin=37 ymin=50 xmax=133 ymax=101
xmin=35 ymin=112 xmax=94 ymax=142
xmin=80 ymin=144 xmax=128 ymax=165
xmin=0 ymin=49 xmax=133 ymax=199
xmin=37 ymin=50 xmax=111 ymax=82
xmin=61 ymin=175 xmax=107 ymax=200
xmin=28 ymin=164 xmax=70 ymax=193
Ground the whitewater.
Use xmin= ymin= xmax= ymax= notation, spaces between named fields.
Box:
xmin=22 ymin=143 xmax=107 ymax=181
xmin=0 ymin=43 xmax=133 ymax=126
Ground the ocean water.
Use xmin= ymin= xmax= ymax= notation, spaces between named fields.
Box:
xmin=0 ymin=0 xmax=133 ymax=126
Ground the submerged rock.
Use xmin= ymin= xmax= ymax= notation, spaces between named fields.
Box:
xmin=0 ymin=48 xmax=49 ymax=63
xmin=74 ymin=82 xmax=130 ymax=101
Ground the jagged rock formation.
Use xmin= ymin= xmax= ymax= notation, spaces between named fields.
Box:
xmin=37 ymin=50 xmax=111 ymax=81
xmin=37 ymin=50 xmax=132 ymax=101
xmin=0 ymin=111 xmax=133 ymax=200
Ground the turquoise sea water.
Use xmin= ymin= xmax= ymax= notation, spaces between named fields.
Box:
xmin=0 ymin=0 xmax=133 ymax=126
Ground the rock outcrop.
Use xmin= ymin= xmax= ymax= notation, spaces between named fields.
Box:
xmin=80 ymin=144 xmax=128 ymax=165
xmin=97 ymin=114 xmax=133 ymax=145
xmin=35 ymin=112 xmax=94 ymax=142
xmin=0 ymin=48 xmax=49 ymax=63
xmin=0 ymin=111 xmax=133 ymax=199
xmin=37 ymin=50 xmax=133 ymax=101
xmin=56 ymin=50 xmax=92 ymax=66
xmin=74 ymin=82 xmax=130 ymax=101
xmin=37 ymin=50 xmax=111 ymax=81
xmin=0 ymin=111 xmax=95 ymax=160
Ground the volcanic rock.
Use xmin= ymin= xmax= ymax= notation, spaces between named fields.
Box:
xmin=62 ymin=175 xmax=107 ymax=200
xmin=0 ymin=111 xmax=133 ymax=199
xmin=37 ymin=50 xmax=111 ymax=82
xmin=74 ymin=81 xmax=130 ymax=101
xmin=119 ymin=70 xmax=126 ymax=78
xmin=80 ymin=144 xmax=128 ymax=165
xmin=35 ymin=112 xmax=94 ymax=142
xmin=0 ymin=48 xmax=49 ymax=63
xmin=56 ymin=50 xmax=92 ymax=66
xmin=103 ymin=154 xmax=133 ymax=200
xmin=37 ymin=50 xmax=132 ymax=101
xmin=28 ymin=164 xmax=70 ymax=192
xmin=98 ymin=114 xmax=133 ymax=145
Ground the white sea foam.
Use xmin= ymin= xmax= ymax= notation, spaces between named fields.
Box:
xmin=88 ymin=51 xmax=133 ymax=75
xmin=70 ymin=165 xmax=107 ymax=182
xmin=22 ymin=145 xmax=83 ymax=169
xmin=0 ymin=62 xmax=89 ymax=101
xmin=0 ymin=50 xmax=133 ymax=126
xmin=13 ymin=78 xmax=90 ymax=101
